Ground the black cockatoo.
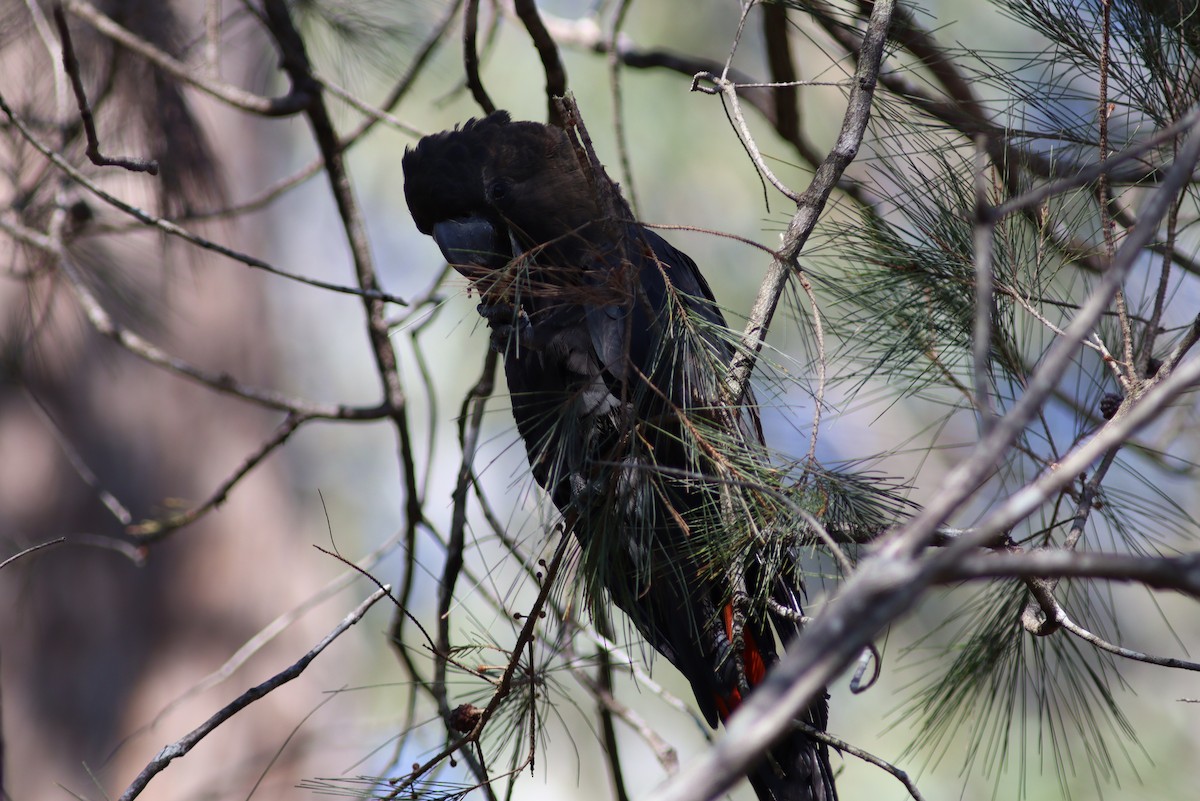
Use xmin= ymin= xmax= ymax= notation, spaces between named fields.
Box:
xmin=403 ymin=111 xmax=837 ymax=801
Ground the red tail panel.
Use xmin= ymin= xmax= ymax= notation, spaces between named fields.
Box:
xmin=716 ymin=603 xmax=769 ymax=719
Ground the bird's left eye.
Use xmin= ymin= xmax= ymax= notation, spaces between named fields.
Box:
xmin=487 ymin=179 xmax=510 ymax=201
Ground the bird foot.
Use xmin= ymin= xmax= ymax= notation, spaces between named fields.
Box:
xmin=477 ymin=303 xmax=535 ymax=353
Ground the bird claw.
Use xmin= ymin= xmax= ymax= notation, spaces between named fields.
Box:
xmin=478 ymin=302 xmax=535 ymax=353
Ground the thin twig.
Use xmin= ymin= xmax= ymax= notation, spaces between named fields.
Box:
xmin=691 ymin=71 xmax=799 ymax=203
xmin=385 ymin=533 xmax=575 ymax=799
xmin=535 ymin=8 xmax=878 ymax=212
xmin=203 ymin=0 xmax=220 ymax=77
xmin=795 ymin=720 xmax=926 ymax=801
xmin=719 ymin=0 xmax=756 ymax=84
xmin=1139 ymin=185 xmax=1181 ymax=376
xmin=564 ymin=633 xmax=679 ymax=776
xmin=1161 ymin=314 xmax=1200 ymax=373
xmin=536 ymin=11 xmax=764 ymax=100
xmin=0 ymin=538 xmax=67 ymax=572
xmin=606 ymin=0 xmax=638 ymax=216
xmin=50 ymin=247 xmax=385 ymax=420
xmin=591 ymin=611 xmax=637 ymax=799
xmin=581 ymin=627 xmax=709 ymax=729
xmin=259 ymin=0 xmax=425 ymax=571
xmin=312 ymin=71 xmax=424 ymax=137
xmin=65 ymin=0 xmax=309 ymax=116
xmin=795 ymin=269 xmax=827 ymax=466
xmin=778 ymin=493 xmax=853 ymax=578
xmin=24 ymin=0 xmax=69 ymax=127
xmin=127 ymin=412 xmax=311 ymax=540
xmin=722 ymin=0 xmax=895 ymax=408
xmin=0 ymin=91 xmax=408 ymax=305
xmin=171 ymin=0 xmax=460 ymax=226
xmin=999 ymin=283 xmax=1111 ymax=359
xmin=107 ymin=527 xmax=407 ymax=760
xmin=311 ymin=546 xmax=443 ymax=667
xmin=847 ymin=644 xmax=882 ymax=693
xmin=762 ymin=3 xmax=800 ymax=146
xmin=52 ymin=5 xmax=158 ymax=173
xmin=989 ymin=107 xmax=1200 ymax=221
xmin=1020 ymin=449 xmax=1119 ymax=636
xmin=867 ymin=0 xmax=987 ymax=121
xmin=971 ymin=136 xmax=997 ymax=431
xmin=433 ymin=349 xmax=498 ymax=788
xmin=513 ymin=0 xmax=567 ymax=126
xmin=464 ymin=0 xmax=496 ymax=114
xmin=1059 ymin=614 xmax=1200 ymax=672
xmin=1096 ymin=0 xmax=1135 ymax=390
xmin=24 ymin=386 xmax=133 ymax=525
xmin=370 ymin=0 xmax=464 ymax=125
xmin=116 ymin=587 xmax=390 ymax=801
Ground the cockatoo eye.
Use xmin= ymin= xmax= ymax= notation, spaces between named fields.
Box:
xmin=487 ymin=178 xmax=510 ymax=202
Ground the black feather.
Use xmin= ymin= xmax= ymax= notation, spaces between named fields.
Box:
xmin=404 ymin=112 xmax=837 ymax=801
